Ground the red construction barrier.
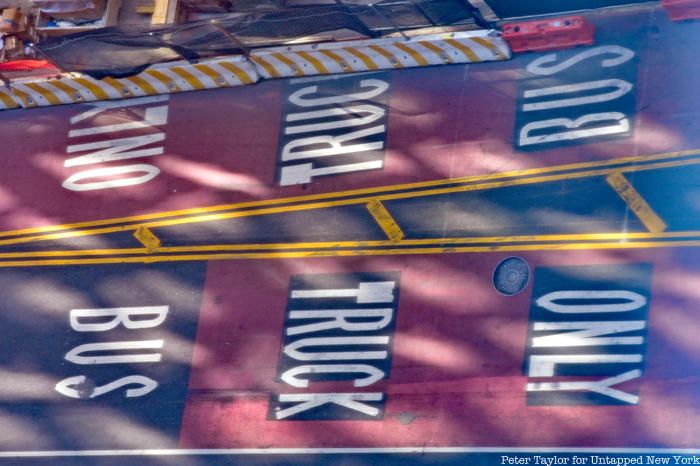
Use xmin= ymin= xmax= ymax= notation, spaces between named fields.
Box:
xmin=502 ymin=16 xmax=595 ymax=53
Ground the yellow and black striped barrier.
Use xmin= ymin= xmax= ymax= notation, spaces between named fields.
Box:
xmin=0 ymin=29 xmax=510 ymax=111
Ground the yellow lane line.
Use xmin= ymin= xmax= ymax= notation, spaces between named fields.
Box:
xmin=0 ymin=156 xmax=698 ymax=248
xmin=4 ymin=229 xmax=700 ymax=259
xmin=607 ymin=172 xmax=667 ymax=233
xmin=0 ymin=149 xmax=697 ymax=240
xmin=3 ymin=239 xmax=700 ymax=268
xmin=366 ymin=200 xmax=405 ymax=242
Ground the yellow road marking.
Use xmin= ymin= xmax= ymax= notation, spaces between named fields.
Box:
xmin=133 ymin=226 xmax=161 ymax=251
xmin=0 ymin=155 xmax=698 ymax=248
xmin=344 ymin=47 xmax=379 ymax=70
xmin=3 ymin=239 xmax=700 ymax=268
xmin=296 ymin=51 xmax=330 ymax=74
xmin=3 ymin=229 xmax=700 ymax=260
xmin=366 ymin=200 xmax=404 ymax=242
xmin=444 ymin=38 xmax=479 ymax=62
xmin=606 ymin=172 xmax=667 ymax=233
xmin=394 ymin=43 xmax=429 ymax=66
xmin=0 ymin=149 xmax=697 ymax=241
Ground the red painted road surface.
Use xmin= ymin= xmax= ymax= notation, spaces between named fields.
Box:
xmin=0 ymin=5 xmax=699 ymax=458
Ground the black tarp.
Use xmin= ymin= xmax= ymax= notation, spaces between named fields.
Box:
xmin=36 ymin=0 xmax=476 ymax=78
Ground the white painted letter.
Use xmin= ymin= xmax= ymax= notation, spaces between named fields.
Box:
xmin=280 ymin=364 xmax=385 ymax=388
xmin=523 ymin=79 xmax=633 ymax=112
xmin=287 ymin=308 xmax=393 ymax=336
xmin=70 ymin=306 xmax=169 ymax=332
xmin=519 ymin=113 xmax=630 ymax=147
xmin=289 ymin=79 xmax=389 ymax=107
xmin=65 ymin=340 xmax=164 ymax=365
xmin=532 ymin=321 xmax=645 ymax=347
xmin=526 ymin=46 xmax=634 ymax=76
xmin=527 ymin=369 xmax=641 ymax=404
xmin=281 ymin=126 xmax=385 ymax=162
xmin=65 ymin=133 xmax=165 ymax=167
xmin=536 ymin=290 xmax=647 ymax=314
xmin=55 ymin=375 xmax=158 ymax=399
xmin=284 ymin=336 xmax=389 ymax=361
xmin=528 ymin=354 xmax=642 ymax=377
xmin=62 ymin=164 xmax=161 ymax=191
xmin=291 ymin=281 xmax=395 ymax=303
xmin=275 ymin=392 xmax=383 ymax=419
xmin=285 ymin=105 xmax=385 ymax=135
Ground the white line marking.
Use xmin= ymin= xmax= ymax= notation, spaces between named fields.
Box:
xmin=1 ymin=447 xmax=700 ymax=457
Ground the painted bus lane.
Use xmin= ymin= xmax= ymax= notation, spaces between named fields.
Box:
xmin=177 ymin=246 xmax=700 ymax=449
xmin=0 ymin=8 xmax=680 ymax=234
xmin=0 ymin=4 xmax=699 ymax=465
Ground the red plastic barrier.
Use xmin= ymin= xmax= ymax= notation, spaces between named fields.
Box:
xmin=502 ymin=16 xmax=595 ymax=53
xmin=0 ymin=59 xmax=56 ymax=72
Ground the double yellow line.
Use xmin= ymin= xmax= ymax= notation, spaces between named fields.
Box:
xmin=0 ymin=148 xmax=696 ymax=267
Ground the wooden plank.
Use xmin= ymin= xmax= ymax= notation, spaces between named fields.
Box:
xmin=152 ymin=0 xmax=178 ymax=24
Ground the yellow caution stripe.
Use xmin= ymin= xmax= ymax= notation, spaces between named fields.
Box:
xmin=6 ymin=56 xmax=260 ymax=109
xmin=250 ymin=29 xmax=510 ymax=78
xmin=0 ymin=86 xmax=19 ymax=109
xmin=1 ymin=29 xmax=511 ymax=110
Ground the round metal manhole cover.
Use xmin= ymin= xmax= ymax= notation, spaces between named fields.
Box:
xmin=493 ymin=257 xmax=530 ymax=296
